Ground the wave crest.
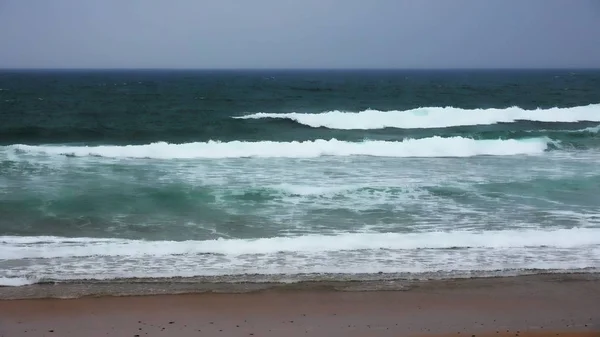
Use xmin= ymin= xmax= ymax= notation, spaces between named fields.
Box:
xmin=6 ymin=137 xmax=550 ymax=159
xmin=236 ymin=104 xmax=600 ymax=130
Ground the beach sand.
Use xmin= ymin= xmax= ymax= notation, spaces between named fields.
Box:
xmin=0 ymin=274 xmax=599 ymax=337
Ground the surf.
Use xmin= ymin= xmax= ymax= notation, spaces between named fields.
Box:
xmin=5 ymin=136 xmax=550 ymax=159
xmin=3 ymin=227 xmax=599 ymax=260
xmin=2 ymin=228 xmax=599 ymax=286
xmin=236 ymin=104 xmax=600 ymax=130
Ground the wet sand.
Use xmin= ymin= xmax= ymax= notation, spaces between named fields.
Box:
xmin=0 ymin=274 xmax=599 ymax=337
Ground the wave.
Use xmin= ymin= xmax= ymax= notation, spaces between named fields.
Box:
xmin=2 ymin=119 xmax=595 ymax=147
xmin=2 ymin=229 xmax=598 ymax=286
xmin=581 ymin=124 xmax=600 ymax=133
xmin=3 ymin=228 xmax=599 ymax=260
xmin=0 ymin=277 xmax=35 ymax=287
xmin=236 ymin=104 xmax=600 ymax=130
xmin=5 ymin=136 xmax=550 ymax=159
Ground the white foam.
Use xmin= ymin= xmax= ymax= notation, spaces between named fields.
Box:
xmin=272 ymin=183 xmax=356 ymax=196
xmin=1 ymin=228 xmax=599 ymax=285
xmin=0 ymin=277 xmax=37 ymax=287
xmin=581 ymin=124 xmax=600 ymax=133
xmin=2 ymin=228 xmax=599 ymax=260
xmin=6 ymin=136 xmax=549 ymax=159
xmin=236 ymin=104 xmax=600 ymax=129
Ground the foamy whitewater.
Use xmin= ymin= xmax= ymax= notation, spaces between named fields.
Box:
xmin=9 ymin=136 xmax=551 ymax=159
xmin=3 ymin=228 xmax=600 ymax=286
xmin=238 ymin=104 xmax=600 ymax=129
xmin=1 ymin=70 xmax=600 ymax=288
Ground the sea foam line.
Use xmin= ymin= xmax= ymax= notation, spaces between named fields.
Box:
xmin=2 ymin=227 xmax=600 ymax=260
xmin=6 ymin=136 xmax=549 ymax=159
xmin=580 ymin=124 xmax=600 ymax=133
xmin=236 ymin=104 xmax=600 ymax=129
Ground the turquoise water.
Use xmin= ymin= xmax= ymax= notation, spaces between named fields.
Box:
xmin=1 ymin=70 xmax=599 ymax=286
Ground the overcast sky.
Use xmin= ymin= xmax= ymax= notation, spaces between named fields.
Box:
xmin=1 ymin=0 xmax=599 ymax=69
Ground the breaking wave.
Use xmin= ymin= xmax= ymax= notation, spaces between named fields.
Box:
xmin=6 ymin=136 xmax=550 ymax=159
xmin=2 ymin=228 xmax=599 ymax=286
xmin=236 ymin=104 xmax=600 ymax=129
xmin=3 ymin=228 xmax=599 ymax=260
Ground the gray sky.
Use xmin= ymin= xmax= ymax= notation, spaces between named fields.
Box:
xmin=1 ymin=0 xmax=599 ymax=69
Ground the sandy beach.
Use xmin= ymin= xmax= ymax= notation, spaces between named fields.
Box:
xmin=1 ymin=274 xmax=599 ymax=337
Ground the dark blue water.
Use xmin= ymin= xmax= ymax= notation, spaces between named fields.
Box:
xmin=1 ymin=69 xmax=599 ymax=144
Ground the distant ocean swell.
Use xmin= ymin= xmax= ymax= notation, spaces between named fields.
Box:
xmin=1 ymin=105 xmax=599 ymax=146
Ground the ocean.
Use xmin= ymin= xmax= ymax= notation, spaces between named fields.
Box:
xmin=1 ymin=69 xmax=600 ymax=288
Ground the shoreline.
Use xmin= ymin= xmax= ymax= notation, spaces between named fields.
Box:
xmin=1 ymin=272 xmax=599 ymax=300
xmin=1 ymin=273 xmax=598 ymax=336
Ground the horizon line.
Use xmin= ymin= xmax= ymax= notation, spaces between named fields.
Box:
xmin=1 ymin=67 xmax=599 ymax=71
